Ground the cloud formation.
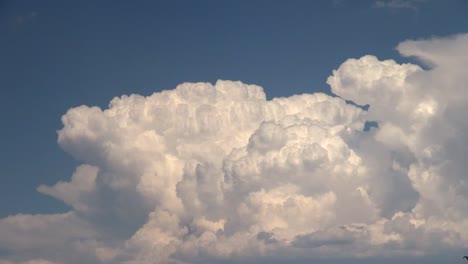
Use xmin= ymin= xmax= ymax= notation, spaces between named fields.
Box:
xmin=372 ymin=0 xmax=425 ymax=10
xmin=2 ymin=33 xmax=468 ymax=263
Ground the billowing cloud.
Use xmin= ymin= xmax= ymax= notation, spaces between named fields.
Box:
xmin=2 ymin=33 xmax=468 ymax=263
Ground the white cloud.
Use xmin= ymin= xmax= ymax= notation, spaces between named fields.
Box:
xmin=37 ymin=165 xmax=98 ymax=213
xmin=2 ymin=33 xmax=468 ymax=263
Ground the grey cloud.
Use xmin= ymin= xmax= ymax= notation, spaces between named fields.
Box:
xmin=292 ymin=228 xmax=356 ymax=248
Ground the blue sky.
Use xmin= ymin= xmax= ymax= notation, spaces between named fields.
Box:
xmin=1 ymin=1 xmax=468 ymax=263
xmin=2 ymin=0 xmax=466 ymax=217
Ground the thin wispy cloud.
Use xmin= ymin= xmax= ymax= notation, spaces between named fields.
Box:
xmin=373 ymin=0 xmax=425 ymax=10
xmin=8 ymin=11 xmax=38 ymax=29
xmin=15 ymin=12 xmax=37 ymax=24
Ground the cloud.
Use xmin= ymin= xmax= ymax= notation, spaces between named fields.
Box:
xmin=8 ymin=12 xmax=38 ymax=29
xmin=2 ymin=33 xmax=468 ymax=263
xmin=372 ymin=0 xmax=425 ymax=10
xmin=0 ymin=260 xmax=59 ymax=264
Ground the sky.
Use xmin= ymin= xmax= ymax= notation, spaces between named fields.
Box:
xmin=1 ymin=0 xmax=468 ymax=263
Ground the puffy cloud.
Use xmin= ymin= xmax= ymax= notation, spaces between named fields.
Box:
xmin=37 ymin=165 xmax=98 ymax=214
xmin=2 ymin=33 xmax=468 ymax=263
xmin=0 ymin=212 xmax=98 ymax=264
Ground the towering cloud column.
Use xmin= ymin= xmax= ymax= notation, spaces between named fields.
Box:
xmin=1 ymin=34 xmax=468 ymax=264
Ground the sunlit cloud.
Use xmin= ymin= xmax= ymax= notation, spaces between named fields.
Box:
xmin=1 ymin=33 xmax=468 ymax=264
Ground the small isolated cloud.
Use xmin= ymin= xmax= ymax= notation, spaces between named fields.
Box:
xmin=8 ymin=11 xmax=38 ymax=29
xmin=373 ymin=0 xmax=425 ymax=10
xmin=2 ymin=33 xmax=468 ymax=263
xmin=15 ymin=12 xmax=37 ymax=24
xmin=332 ymin=0 xmax=345 ymax=7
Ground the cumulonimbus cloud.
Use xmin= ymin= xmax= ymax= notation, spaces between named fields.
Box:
xmin=2 ymin=33 xmax=468 ymax=264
